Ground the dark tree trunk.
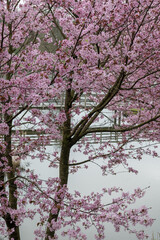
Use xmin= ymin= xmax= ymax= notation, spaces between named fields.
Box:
xmin=45 ymin=89 xmax=72 ymax=240
xmin=1 ymin=15 xmax=21 ymax=239
xmin=3 ymin=114 xmax=20 ymax=240
xmin=45 ymin=139 xmax=71 ymax=240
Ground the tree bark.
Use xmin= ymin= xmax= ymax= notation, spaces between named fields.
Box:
xmin=45 ymin=138 xmax=71 ymax=240
xmin=45 ymin=88 xmax=72 ymax=239
xmin=4 ymin=114 xmax=20 ymax=240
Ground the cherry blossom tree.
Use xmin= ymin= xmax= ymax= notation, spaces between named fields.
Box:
xmin=0 ymin=0 xmax=160 ymax=239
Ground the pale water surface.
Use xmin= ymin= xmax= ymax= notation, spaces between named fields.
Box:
xmin=20 ymin=143 xmax=160 ymax=240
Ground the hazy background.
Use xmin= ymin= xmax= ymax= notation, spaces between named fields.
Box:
xmin=19 ymin=141 xmax=160 ymax=240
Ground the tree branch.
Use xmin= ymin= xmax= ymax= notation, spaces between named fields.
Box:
xmin=0 ymin=15 xmax=5 ymax=49
xmin=6 ymin=105 xmax=29 ymax=123
xmin=84 ymin=114 xmax=160 ymax=135
xmin=47 ymin=3 xmax=66 ymax=40
xmin=70 ymin=69 xmax=126 ymax=145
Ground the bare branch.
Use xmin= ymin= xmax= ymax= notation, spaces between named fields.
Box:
xmin=70 ymin=69 xmax=126 ymax=145
xmin=84 ymin=114 xmax=160 ymax=135
xmin=6 ymin=105 xmax=29 ymax=124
